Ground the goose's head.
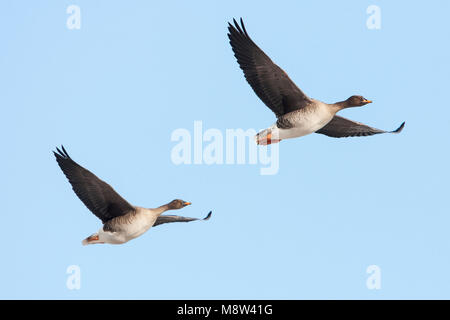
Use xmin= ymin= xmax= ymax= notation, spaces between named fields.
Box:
xmin=168 ymin=199 xmax=192 ymax=210
xmin=346 ymin=95 xmax=372 ymax=107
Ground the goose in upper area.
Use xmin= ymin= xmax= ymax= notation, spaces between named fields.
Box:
xmin=53 ymin=146 xmax=212 ymax=245
xmin=227 ymin=18 xmax=405 ymax=145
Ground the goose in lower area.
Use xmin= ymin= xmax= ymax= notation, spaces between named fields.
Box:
xmin=53 ymin=146 xmax=212 ymax=245
xmin=227 ymin=18 xmax=405 ymax=145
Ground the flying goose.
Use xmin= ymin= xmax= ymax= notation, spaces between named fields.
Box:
xmin=227 ymin=18 xmax=405 ymax=145
xmin=53 ymin=146 xmax=212 ymax=245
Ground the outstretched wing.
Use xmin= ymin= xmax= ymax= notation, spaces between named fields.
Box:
xmin=153 ymin=211 xmax=212 ymax=228
xmin=316 ymin=116 xmax=405 ymax=138
xmin=228 ymin=18 xmax=312 ymax=118
xmin=54 ymin=146 xmax=135 ymax=223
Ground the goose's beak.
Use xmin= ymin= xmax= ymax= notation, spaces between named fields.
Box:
xmin=364 ymin=99 xmax=373 ymax=104
xmin=183 ymin=202 xmax=192 ymax=206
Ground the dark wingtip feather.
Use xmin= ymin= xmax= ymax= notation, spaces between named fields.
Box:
xmin=228 ymin=19 xmax=240 ymax=37
xmin=203 ymin=211 xmax=212 ymax=221
xmin=55 ymin=146 xmax=65 ymax=158
xmin=54 ymin=145 xmax=73 ymax=161
xmin=391 ymin=121 xmax=405 ymax=134
xmin=239 ymin=17 xmax=248 ymax=36
xmin=233 ymin=18 xmax=244 ymax=34
xmin=61 ymin=145 xmax=70 ymax=158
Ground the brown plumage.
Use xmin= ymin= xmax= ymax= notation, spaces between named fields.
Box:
xmin=228 ymin=18 xmax=405 ymax=142
xmin=54 ymin=145 xmax=135 ymax=223
xmin=54 ymin=146 xmax=212 ymax=245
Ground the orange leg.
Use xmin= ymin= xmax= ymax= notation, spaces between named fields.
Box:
xmin=87 ymin=235 xmax=99 ymax=242
xmin=257 ymin=133 xmax=282 ymax=145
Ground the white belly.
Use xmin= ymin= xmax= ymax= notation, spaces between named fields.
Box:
xmin=123 ymin=216 xmax=155 ymax=240
xmin=99 ymin=211 xmax=158 ymax=244
xmin=274 ymin=104 xmax=334 ymax=140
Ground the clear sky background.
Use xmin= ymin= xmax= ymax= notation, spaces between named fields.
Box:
xmin=1 ymin=0 xmax=449 ymax=299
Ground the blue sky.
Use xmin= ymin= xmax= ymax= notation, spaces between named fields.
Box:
xmin=1 ymin=0 xmax=449 ymax=299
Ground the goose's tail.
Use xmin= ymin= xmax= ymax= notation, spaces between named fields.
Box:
xmin=255 ymin=128 xmax=282 ymax=145
xmin=82 ymin=233 xmax=104 ymax=246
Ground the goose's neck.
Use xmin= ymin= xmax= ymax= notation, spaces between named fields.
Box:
xmin=329 ymin=100 xmax=349 ymax=113
xmin=153 ymin=203 xmax=171 ymax=215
